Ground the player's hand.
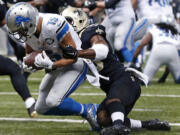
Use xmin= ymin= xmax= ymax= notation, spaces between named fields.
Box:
xmin=22 ymin=61 xmax=37 ymax=72
xmin=61 ymin=45 xmax=78 ymax=59
xmin=83 ymin=0 xmax=96 ymax=11
xmin=34 ymin=51 xmax=54 ymax=70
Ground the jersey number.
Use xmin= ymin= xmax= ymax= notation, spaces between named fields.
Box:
xmin=148 ymin=0 xmax=169 ymax=7
xmin=47 ymin=17 xmax=58 ymax=25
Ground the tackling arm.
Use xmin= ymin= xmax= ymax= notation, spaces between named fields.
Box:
xmin=77 ymin=34 xmax=109 ymax=61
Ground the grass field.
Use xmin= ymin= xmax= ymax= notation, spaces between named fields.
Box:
xmin=0 ymin=66 xmax=180 ymax=135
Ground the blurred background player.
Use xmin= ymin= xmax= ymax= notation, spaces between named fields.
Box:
xmin=5 ymin=2 xmax=99 ymax=131
xmin=0 ymin=0 xmax=37 ymax=117
xmin=131 ymin=19 xmax=180 ymax=84
xmin=130 ymin=0 xmax=176 ymax=70
xmin=84 ymin=0 xmax=137 ymax=64
xmin=61 ymin=7 xmax=171 ymax=135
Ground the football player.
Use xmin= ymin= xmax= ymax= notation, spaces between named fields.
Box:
xmin=61 ymin=7 xmax=171 ymax=135
xmin=131 ymin=20 xmax=180 ymax=84
xmin=5 ymin=2 xmax=99 ymax=131
xmin=132 ymin=0 xmax=175 ymax=42
xmin=0 ymin=0 xmax=37 ymax=117
xmin=84 ymin=0 xmax=137 ymax=63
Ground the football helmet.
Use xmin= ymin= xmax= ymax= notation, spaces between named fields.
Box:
xmin=61 ymin=7 xmax=88 ymax=33
xmin=5 ymin=2 xmax=39 ymax=41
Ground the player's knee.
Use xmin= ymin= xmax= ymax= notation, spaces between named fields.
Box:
xmin=9 ymin=63 xmax=21 ymax=75
xmin=97 ymin=110 xmax=112 ymax=127
xmin=46 ymin=96 xmax=62 ymax=108
xmin=35 ymin=103 xmax=47 ymax=114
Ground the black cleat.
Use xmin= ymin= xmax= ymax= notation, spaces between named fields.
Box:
xmin=27 ymin=102 xmax=38 ymax=118
xmin=143 ymin=119 xmax=171 ymax=131
xmin=100 ymin=124 xmax=131 ymax=135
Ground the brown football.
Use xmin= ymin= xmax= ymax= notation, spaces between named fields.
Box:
xmin=24 ymin=50 xmax=62 ymax=70
xmin=24 ymin=50 xmax=43 ymax=69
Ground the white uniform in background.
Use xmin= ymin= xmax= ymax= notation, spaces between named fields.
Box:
xmin=102 ymin=0 xmax=136 ymax=62
xmin=26 ymin=13 xmax=87 ymax=113
xmin=134 ymin=0 xmax=174 ymax=41
xmin=144 ymin=25 xmax=180 ymax=83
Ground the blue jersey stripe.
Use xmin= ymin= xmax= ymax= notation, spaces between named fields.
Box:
xmin=56 ymin=23 xmax=69 ymax=41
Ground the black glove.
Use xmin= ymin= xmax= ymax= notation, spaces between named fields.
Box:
xmin=61 ymin=45 xmax=78 ymax=59
xmin=83 ymin=0 xmax=96 ymax=11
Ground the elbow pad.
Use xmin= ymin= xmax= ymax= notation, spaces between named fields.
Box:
xmin=105 ymin=0 xmax=121 ymax=9
xmin=91 ymin=44 xmax=109 ymax=61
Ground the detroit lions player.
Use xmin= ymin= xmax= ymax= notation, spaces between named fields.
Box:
xmin=132 ymin=0 xmax=175 ymax=42
xmin=5 ymin=2 xmax=99 ymax=130
xmin=131 ymin=21 xmax=180 ymax=83
xmin=62 ymin=7 xmax=171 ymax=135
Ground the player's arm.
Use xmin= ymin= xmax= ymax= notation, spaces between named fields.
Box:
xmin=53 ymin=32 xmax=77 ymax=69
xmin=132 ymin=32 xmax=152 ymax=63
xmin=77 ymin=34 xmax=109 ymax=61
xmin=83 ymin=0 xmax=120 ymax=9
xmin=29 ymin=0 xmax=48 ymax=7
xmin=62 ymin=33 xmax=109 ymax=61
xmin=131 ymin=0 xmax=137 ymax=10
xmin=25 ymin=43 xmax=34 ymax=54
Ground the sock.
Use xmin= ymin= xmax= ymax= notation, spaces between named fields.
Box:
xmin=43 ymin=97 xmax=85 ymax=116
xmin=25 ymin=97 xmax=35 ymax=108
xmin=107 ymin=101 xmax=125 ymax=125
xmin=111 ymin=112 xmax=124 ymax=123
xmin=130 ymin=119 xmax=142 ymax=129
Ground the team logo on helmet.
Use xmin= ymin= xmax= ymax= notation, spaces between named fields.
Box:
xmin=15 ymin=16 xmax=31 ymax=26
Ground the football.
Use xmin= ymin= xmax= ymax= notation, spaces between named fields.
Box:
xmin=24 ymin=50 xmax=43 ymax=69
xmin=24 ymin=50 xmax=62 ymax=69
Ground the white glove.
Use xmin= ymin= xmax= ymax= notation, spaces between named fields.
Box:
xmin=22 ymin=61 xmax=37 ymax=73
xmin=34 ymin=51 xmax=54 ymax=70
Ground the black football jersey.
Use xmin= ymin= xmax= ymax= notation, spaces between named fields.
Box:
xmin=0 ymin=0 xmax=7 ymax=22
xmin=42 ymin=0 xmax=76 ymax=13
xmin=81 ymin=24 xmax=125 ymax=81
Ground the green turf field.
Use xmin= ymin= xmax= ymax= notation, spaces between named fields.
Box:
xmin=0 ymin=67 xmax=179 ymax=135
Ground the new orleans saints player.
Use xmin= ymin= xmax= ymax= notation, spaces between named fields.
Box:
xmin=61 ymin=7 xmax=170 ymax=135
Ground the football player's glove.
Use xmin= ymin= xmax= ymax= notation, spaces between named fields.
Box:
xmin=82 ymin=0 xmax=96 ymax=11
xmin=22 ymin=61 xmax=37 ymax=72
xmin=34 ymin=51 xmax=54 ymax=70
xmin=61 ymin=45 xmax=78 ymax=59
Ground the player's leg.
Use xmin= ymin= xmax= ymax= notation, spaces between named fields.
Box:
xmin=143 ymin=48 xmax=163 ymax=83
xmin=113 ymin=18 xmax=136 ymax=62
xmin=35 ymin=60 xmax=99 ymax=130
xmin=124 ymin=117 xmax=170 ymax=131
xmin=133 ymin=17 xmax=161 ymax=42
xmin=99 ymin=72 xmax=141 ymax=135
xmin=158 ymin=67 xmax=170 ymax=83
xmin=8 ymin=36 xmax=30 ymax=81
xmin=166 ymin=47 xmax=180 ymax=83
xmin=102 ymin=17 xmax=115 ymax=51
xmin=0 ymin=55 xmax=36 ymax=117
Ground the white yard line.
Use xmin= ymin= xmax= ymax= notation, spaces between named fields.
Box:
xmin=0 ymin=117 xmax=178 ymax=126
xmin=0 ymin=92 xmax=180 ymax=98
